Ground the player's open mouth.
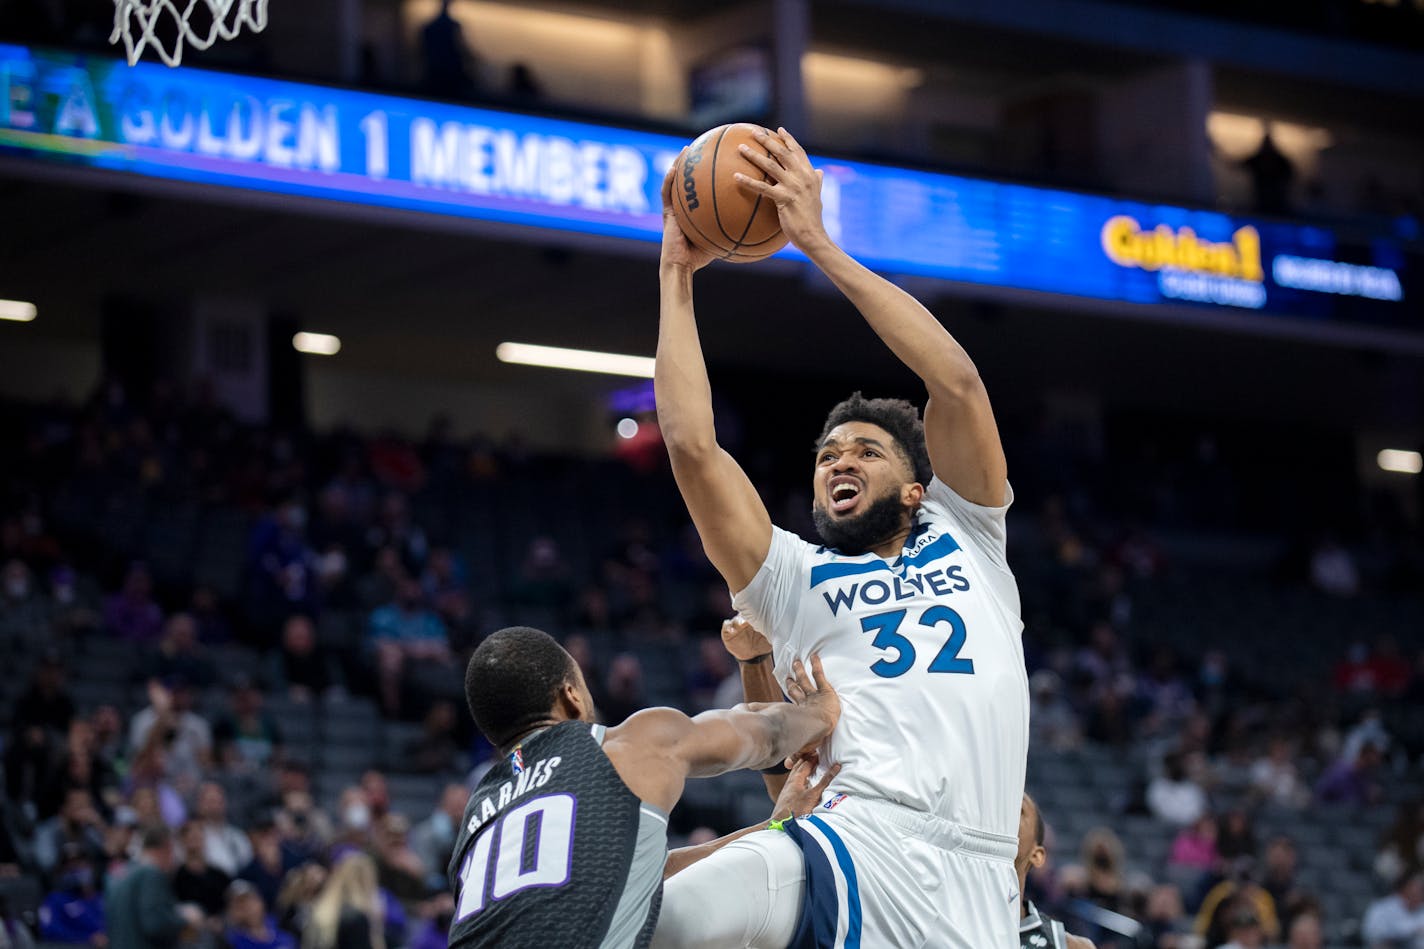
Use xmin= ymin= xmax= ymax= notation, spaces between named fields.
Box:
xmin=829 ymin=477 xmax=863 ymax=514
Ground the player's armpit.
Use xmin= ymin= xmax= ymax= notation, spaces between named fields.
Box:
xmin=923 ymin=394 xmax=1007 ymax=508
xmin=663 ymin=444 xmax=772 ymax=592
xmin=1066 ymin=935 xmax=1097 ymax=949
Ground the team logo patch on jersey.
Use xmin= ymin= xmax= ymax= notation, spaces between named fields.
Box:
xmin=822 ymin=793 xmax=848 ymax=810
xmin=510 ymin=748 xmax=524 ymax=774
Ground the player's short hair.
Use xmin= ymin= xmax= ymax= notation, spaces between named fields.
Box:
xmin=465 ymin=626 xmax=577 ymax=748
xmin=1026 ymin=793 xmax=1046 ymax=847
xmin=817 ymin=392 xmax=932 ymax=485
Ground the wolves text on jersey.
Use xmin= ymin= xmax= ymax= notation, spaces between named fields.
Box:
xmin=819 ymin=563 xmax=971 ymax=617
xmin=466 ymin=755 xmax=564 ymax=835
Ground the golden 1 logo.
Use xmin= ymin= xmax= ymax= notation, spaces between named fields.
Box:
xmin=1100 ymin=215 xmax=1263 ymax=282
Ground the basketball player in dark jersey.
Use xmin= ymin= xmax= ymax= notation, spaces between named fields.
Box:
xmin=1017 ymin=793 xmax=1096 ymax=949
xmin=447 ymin=626 xmax=841 ymax=949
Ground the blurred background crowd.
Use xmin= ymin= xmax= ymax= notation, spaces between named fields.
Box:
xmin=0 ymin=378 xmax=1419 ymax=949
xmin=0 ymin=0 xmax=1422 ymax=947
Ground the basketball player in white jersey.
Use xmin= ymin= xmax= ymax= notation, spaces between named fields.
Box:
xmin=651 ymin=128 xmax=1029 ymax=948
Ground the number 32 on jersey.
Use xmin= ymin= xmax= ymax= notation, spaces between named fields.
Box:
xmin=860 ymin=606 xmax=974 ymax=678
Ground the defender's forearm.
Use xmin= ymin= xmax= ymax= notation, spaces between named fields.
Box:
xmin=744 ymin=701 xmax=824 ymax=773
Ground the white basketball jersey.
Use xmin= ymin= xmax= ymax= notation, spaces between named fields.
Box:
xmin=732 ymin=477 xmax=1029 ymax=838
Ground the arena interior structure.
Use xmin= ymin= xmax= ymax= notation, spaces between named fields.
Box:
xmin=0 ymin=0 xmax=1422 ymax=947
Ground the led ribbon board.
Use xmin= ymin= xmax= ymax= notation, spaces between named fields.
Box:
xmin=0 ymin=44 xmax=1411 ymax=328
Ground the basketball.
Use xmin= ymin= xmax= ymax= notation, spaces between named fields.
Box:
xmin=668 ymin=123 xmax=789 ymax=264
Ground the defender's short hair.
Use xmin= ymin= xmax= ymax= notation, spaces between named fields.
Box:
xmin=465 ymin=627 xmax=576 ymax=748
xmin=817 ymin=392 xmax=932 ymax=485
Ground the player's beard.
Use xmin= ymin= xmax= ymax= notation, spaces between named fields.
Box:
xmin=812 ymin=489 xmax=910 ymax=555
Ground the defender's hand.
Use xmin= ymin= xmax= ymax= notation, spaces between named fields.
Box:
xmin=785 ymin=654 xmax=839 ymax=751
xmin=772 ymin=754 xmax=843 ymax=821
xmin=732 ymin=127 xmax=828 ymax=251
xmin=661 ymin=158 xmax=715 ymax=276
xmin=721 ymin=615 xmax=771 ymax=662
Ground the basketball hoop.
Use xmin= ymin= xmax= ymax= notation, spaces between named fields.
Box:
xmin=110 ymin=0 xmax=269 ymax=67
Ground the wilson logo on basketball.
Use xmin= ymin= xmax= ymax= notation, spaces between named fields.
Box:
xmin=681 ymin=141 xmax=705 ymax=210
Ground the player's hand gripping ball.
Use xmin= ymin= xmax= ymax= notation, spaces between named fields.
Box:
xmin=666 ymin=123 xmax=789 ymax=264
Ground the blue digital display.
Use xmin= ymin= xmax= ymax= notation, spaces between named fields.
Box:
xmin=0 ymin=44 xmax=1411 ymax=328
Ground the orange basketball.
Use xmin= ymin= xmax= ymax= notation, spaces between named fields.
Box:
xmin=668 ymin=123 xmax=788 ymax=264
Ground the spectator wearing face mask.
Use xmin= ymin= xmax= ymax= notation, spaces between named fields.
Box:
xmin=335 ymin=788 xmax=373 ymax=848
xmin=38 ymin=846 xmax=106 ymax=946
xmin=408 ymin=785 xmax=466 ymax=891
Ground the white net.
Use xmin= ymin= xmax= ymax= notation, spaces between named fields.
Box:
xmin=110 ymin=0 xmax=269 ymax=67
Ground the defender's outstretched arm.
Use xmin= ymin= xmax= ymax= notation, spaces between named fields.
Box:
xmin=604 ymin=656 xmax=838 ymax=816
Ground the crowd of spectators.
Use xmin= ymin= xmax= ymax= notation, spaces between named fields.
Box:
xmin=3 ymin=639 xmax=468 ymax=949
xmin=0 ymin=380 xmax=1421 ymax=949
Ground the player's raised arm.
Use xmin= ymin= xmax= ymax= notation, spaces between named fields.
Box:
xmin=605 ymin=656 xmax=838 ymax=815
xmin=656 ymin=166 xmax=774 ymax=592
xmin=734 ymin=128 xmax=1007 ymax=507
